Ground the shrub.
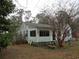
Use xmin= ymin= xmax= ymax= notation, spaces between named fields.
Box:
xmin=0 ymin=33 xmax=11 ymax=48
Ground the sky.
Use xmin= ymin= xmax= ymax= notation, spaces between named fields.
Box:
xmin=12 ymin=0 xmax=78 ymax=21
xmin=13 ymin=0 xmax=54 ymax=17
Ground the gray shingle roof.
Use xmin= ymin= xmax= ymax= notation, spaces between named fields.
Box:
xmin=24 ymin=22 xmax=53 ymax=29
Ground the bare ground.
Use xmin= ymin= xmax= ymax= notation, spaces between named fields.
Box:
xmin=2 ymin=41 xmax=79 ymax=59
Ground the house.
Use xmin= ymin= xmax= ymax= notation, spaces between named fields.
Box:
xmin=17 ymin=22 xmax=72 ymax=45
xmin=17 ymin=22 xmax=53 ymax=45
xmin=64 ymin=24 xmax=72 ymax=41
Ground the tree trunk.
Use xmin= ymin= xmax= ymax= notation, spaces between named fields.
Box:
xmin=58 ymin=37 xmax=63 ymax=47
xmin=57 ymin=31 xmax=66 ymax=48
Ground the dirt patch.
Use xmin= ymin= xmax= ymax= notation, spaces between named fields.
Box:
xmin=2 ymin=41 xmax=79 ymax=59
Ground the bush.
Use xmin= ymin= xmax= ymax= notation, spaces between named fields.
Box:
xmin=0 ymin=33 xmax=11 ymax=48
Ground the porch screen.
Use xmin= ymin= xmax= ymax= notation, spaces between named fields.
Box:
xmin=39 ymin=30 xmax=49 ymax=36
xmin=30 ymin=30 xmax=36 ymax=37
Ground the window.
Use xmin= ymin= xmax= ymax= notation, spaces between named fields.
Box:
xmin=53 ymin=31 xmax=55 ymax=40
xmin=39 ymin=30 xmax=49 ymax=36
xmin=30 ymin=30 xmax=36 ymax=37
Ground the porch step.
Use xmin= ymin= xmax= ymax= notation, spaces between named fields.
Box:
xmin=31 ymin=41 xmax=56 ymax=47
xmin=47 ymin=45 xmax=56 ymax=49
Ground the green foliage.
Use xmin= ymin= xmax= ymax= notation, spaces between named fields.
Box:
xmin=0 ymin=0 xmax=15 ymax=16
xmin=0 ymin=0 xmax=15 ymax=48
xmin=0 ymin=0 xmax=15 ymax=31
xmin=0 ymin=33 xmax=11 ymax=48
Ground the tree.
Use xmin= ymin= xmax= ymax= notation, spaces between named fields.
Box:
xmin=0 ymin=0 xmax=15 ymax=51
xmin=9 ymin=15 xmax=22 ymax=42
xmin=54 ymin=0 xmax=79 ymax=47
xmin=55 ymin=11 xmax=71 ymax=47
xmin=35 ymin=0 xmax=79 ymax=47
xmin=36 ymin=10 xmax=69 ymax=47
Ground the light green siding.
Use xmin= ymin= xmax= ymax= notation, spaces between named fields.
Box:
xmin=27 ymin=28 xmax=53 ymax=44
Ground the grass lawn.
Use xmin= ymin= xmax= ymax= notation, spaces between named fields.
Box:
xmin=2 ymin=40 xmax=79 ymax=59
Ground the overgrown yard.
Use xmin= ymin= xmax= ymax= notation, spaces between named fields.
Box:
xmin=1 ymin=40 xmax=79 ymax=59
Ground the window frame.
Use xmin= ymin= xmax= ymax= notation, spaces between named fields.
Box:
xmin=30 ymin=30 xmax=36 ymax=37
xmin=39 ymin=30 xmax=49 ymax=37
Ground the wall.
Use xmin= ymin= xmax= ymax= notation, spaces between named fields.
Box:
xmin=27 ymin=28 xmax=53 ymax=43
xmin=27 ymin=28 xmax=38 ymax=44
xmin=37 ymin=29 xmax=53 ymax=42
